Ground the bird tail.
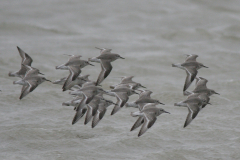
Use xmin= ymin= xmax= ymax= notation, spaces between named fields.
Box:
xmin=130 ymin=111 xmax=141 ymax=117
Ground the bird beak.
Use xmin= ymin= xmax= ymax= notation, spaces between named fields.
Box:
xmin=119 ymin=56 xmax=125 ymax=59
xmin=95 ymin=47 xmax=101 ymax=50
xmin=63 ymin=54 xmax=72 ymax=56
xmin=158 ymin=101 xmax=165 ymax=105
xmin=164 ymin=111 xmax=170 ymax=114
xmin=140 ymin=84 xmax=146 ymax=88
xmin=104 ymin=99 xmax=117 ymax=105
xmin=45 ymin=79 xmax=52 ymax=82
xmin=39 ymin=72 xmax=44 ymax=75
xmin=88 ymin=62 xmax=94 ymax=66
xmin=111 ymin=102 xmax=118 ymax=105
xmin=215 ymin=92 xmax=220 ymax=95
xmin=203 ymin=65 xmax=208 ymax=68
xmin=207 ymin=102 xmax=212 ymax=105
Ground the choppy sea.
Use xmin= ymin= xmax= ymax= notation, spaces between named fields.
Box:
xmin=1 ymin=0 xmax=240 ymax=159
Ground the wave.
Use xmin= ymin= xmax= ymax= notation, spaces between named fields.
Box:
xmin=0 ymin=22 xmax=81 ymax=35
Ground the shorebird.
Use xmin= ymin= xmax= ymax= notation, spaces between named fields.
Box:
xmin=95 ymin=53 xmax=125 ymax=85
xmin=85 ymin=94 xmax=117 ymax=125
xmin=125 ymin=89 xmax=153 ymax=108
xmin=131 ymin=106 xmax=170 ymax=137
xmin=88 ymin=47 xmax=112 ymax=63
xmin=135 ymin=97 xmax=165 ymax=111
xmin=62 ymin=74 xmax=91 ymax=91
xmin=55 ymin=55 xmax=94 ymax=92
xmin=110 ymin=76 xmax=146 ymax=89
xmin=184 ymin=77 xmax=220 ymax=96
xmin=9 ymin=46 xmax=33 ymax=78
xmin=105 ymin=87 xmax=138 ymax=115
xmin=174 ymin=93 xmax=210 ymax=128
xmin=13 ymin=75 xmax=52 ymax=99
xmin=130 ymin=103 xmax=159 ymax=131
xmin=22 ymin=64 xmax=44 ymax=77
xmin=55 ymin=55 xmax=94 ymax=70
xmin=187 ymin=93 xmax=211 ymax=108
xmin=71 ymin=86 xmax=107 ymax=125
xmin=92 ymin=99 xmax=116 ymax=128
xmin=84 ymin=94 xmax=103 ymax=125
xmin=62 ymin=65 xmax=82 ymax=91
xmin=172 ymin=54 xmax=208 ymax=91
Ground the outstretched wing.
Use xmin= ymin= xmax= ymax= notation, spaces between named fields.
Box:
xmin=17 ymin=46 xmax=33 ymax=66
xmin=194 ymin=77 xmax=208 ymax=91
xmin=19 ymin=79 xmax=38 ymax=99
xmin=62 ymin=65 xmax=81 ymax=91
xmin=111 ymin=92 xmax=129 ymax=115
xmin=96 ymin=60 xmax=112 ymax=85
xmin=183 ymin=67 xmax=198 ymax=91
xmin=138 ymin=113 xmax=157 ymax=137
xmin=92 ymin=103 xmax=107 ymax=128
xmin=185 ymin=54 xmax=198 ymax=62
xmin=130 ymin=116 xmax=144 ymax=131
xmin=183 ymin=103 xmax=200 ymax=128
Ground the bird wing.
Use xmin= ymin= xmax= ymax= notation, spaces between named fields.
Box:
xmin=72 ymin=94 xmax=88 ymax=125
xmin=17 ymin=46 xmax=33 ymax=66
xmin=183 ymin=103 xmax=200 ymax=128
xmin=67 ymin=55 xmax=81 ymax=62
xmin=130 ymin=116 xmax=144 ymax=131
xmin=84 ymin=104 xmax=93 ymax=125
xmin=111 ymin=92 xmax=129 ymax=115
xmin=72 ymin=107 xmax=87 ymax=125
xmin=139 ymin=90 xmax=152 ymax=99
xmin=185 ymin=54 xmax=198 ymax=62
xmin=138 ymin=103 xmax=148 ymax=111
xmin=19 ymin=79 xmax=38 ymax=99
xmin=62 ymin=65 xmax=81 ymax=91
xmin=183 ymin=67 xmax=198 ymax=91
xmin=121 ymin=76 xmax=134 ymax=84
xmin=17 ymin=64 xmax=28 ymax=78
xmin=88 ymin=97 xmax=100 ymax=116
xmin=96 ymin=60 xmax=112 ymax=85
xmin=92 ymin=104 xmax=107 ymax=128
xmin=23 ymin=65 xmax=40 ymax=78
xmin=138 ymin=113 xmax=157 ymax=137
xmin=95 ymin=47 xmax=112 ymax=54
xmin=194 ymin=78 xmax=208 ymax=91
xmin=68 ymin=65 xmax=81 ymax=81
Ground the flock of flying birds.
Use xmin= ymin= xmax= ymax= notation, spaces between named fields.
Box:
xmin=8 ymin=46 xmax=219 ymax=137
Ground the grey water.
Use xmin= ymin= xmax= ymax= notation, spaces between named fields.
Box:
xmin=1 ymin=0 xmax=240 ymax=159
